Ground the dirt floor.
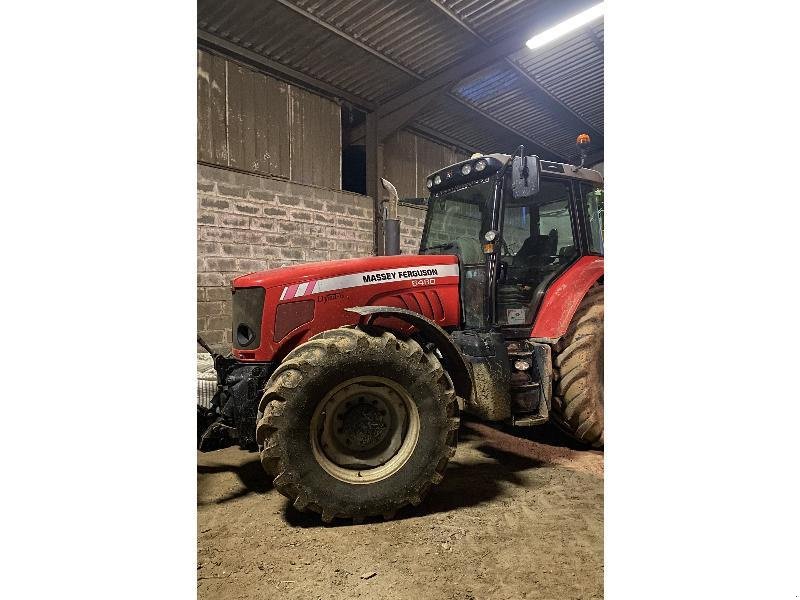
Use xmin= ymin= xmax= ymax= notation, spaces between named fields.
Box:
xmin=198 ymin=419 xmax=603 ymax=600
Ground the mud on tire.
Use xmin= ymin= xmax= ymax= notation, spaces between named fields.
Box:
xmin=256 ymin=327 xmax=459 ymax=523
xmin=552 ymin=284 xmax=604 ymax=448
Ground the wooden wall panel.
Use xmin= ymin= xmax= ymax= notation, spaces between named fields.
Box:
xmin=197 ymin=50 xmax=228 ymax=165
xmin=382 ymin=130 xmax=472 ymax=200
xmin=227 ymin=63 xmax=290 ymax=177
xmin=227 ymin=63 xmax=272 ymax=176
xmin=265 ymin=77 xmax=290 ymax=178
xmin=289 ymin=86 xmax=340 ymax=188
xmin=198 ymin=49 xmax=339 ymax=187
xmin=383 ymin=131 xmax=417 ymax=200
xmin=416 ymin=136 xmax=450 ymax=197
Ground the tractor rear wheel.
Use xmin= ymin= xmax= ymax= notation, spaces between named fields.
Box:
xmin=552 ymin=284 xmax=604 ymax=448
xmin=256 ymin=327 xmax=459 ymax=523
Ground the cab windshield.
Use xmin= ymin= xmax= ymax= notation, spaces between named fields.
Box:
xmin=419 ymin=180 xmax=493 ymax=265
xmin=420 ymin=179 xmax=494 ymax=328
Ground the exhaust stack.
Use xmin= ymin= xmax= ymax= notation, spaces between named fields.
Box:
xmin=381 ymin=178 xmax=401 ymax=255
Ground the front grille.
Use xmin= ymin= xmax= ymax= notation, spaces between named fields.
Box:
xmin=231 ymin=287 xmax=265 ymax=350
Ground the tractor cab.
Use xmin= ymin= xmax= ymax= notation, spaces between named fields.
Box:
xmin=420 ymin=148 xmax=603 ymax=334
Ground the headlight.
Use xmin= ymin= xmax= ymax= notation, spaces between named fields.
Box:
xmin=433 ymin=175 xmax=442 ymax=185
xmin=426 ymin=178 xmax=433 ymax=189
xmin=236 ymin=323 xmax=255 ymax=347
xmin=484 ymin=230 xmax=497 ymax=242
xmin=474 ymin=159 xmax=487 ymax=172
xmin=461 ymin=163 xmax=472 ymax=175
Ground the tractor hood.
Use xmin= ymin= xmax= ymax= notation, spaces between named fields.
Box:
xmin=233 ymin=254 xmax=459 ymax=292
xmin=230 ymin=254 xmax=462 ymax=363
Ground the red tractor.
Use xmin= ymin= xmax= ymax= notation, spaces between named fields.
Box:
xmin=198 ymin=142 xmax=604 ymax=523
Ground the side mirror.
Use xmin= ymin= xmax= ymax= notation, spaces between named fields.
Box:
xmin=512 ymin=155 xmax=539 ymax=199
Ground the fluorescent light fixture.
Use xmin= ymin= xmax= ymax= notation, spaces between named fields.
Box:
xmin=525 ymin=2 xmax=604 ymax=50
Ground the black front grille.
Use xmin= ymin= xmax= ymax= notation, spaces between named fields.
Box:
xmin=231 ymin=287 xmax=265 ymax=350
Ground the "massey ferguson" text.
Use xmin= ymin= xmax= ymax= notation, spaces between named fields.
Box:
xmin=362 ymin=268 xmax=440 ymax=283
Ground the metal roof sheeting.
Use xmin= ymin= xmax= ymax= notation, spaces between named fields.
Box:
xmin=198 ymin=0 xmax=417 ymax=103
xmin=511 ymin=21 xmax=604 ymax=132
xmin=290 ymin=0 xmax=480 ymax=77
xmin=198 ymin=0 xmax=603 ymax=160
xmin=437 ymin=0 xmax=550 ymax=42
xmin=451 ymin=22 xmax=605 ymax=158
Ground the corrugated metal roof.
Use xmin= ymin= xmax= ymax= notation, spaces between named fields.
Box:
xmin=510 ymin=21 xmax=604 ymax=132
xmin=198 ymin=0 xmax=603 ymax=160
xmin=290 ymin=0 xmax=479 ymax=77
xmin=437 ymin=0 xmax=547 ymax=42
xmin=452 ymin=65 xmax=576 ymax=158
xmin=450 ymin=22 xmax=605 ymax=158
xmin=198 ymin=0 xmax=417 ymax=103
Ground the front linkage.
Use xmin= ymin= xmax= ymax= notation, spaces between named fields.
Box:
xmin=197 ymin=336 xmax=274 ymax=451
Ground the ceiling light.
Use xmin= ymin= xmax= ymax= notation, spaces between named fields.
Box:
xmin=525 ymin=2 xmax=604 ymax=50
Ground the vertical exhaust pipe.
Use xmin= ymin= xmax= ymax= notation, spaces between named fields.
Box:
xmin=381 ymin=178 xmax=401 ymax=255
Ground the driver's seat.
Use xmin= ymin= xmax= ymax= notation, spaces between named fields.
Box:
xmin=513 ymin=228 xmax=558 ymax=267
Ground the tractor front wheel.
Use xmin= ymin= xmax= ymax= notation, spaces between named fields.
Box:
xmin=256 ymin=327 xmax=459 ymax=522
xmin=552 ymin=284 xmax=604 ymax=448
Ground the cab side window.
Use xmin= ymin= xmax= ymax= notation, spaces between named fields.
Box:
xmin=539 ymin=199 xmax=576 ymax=262
xmin=581 ymin=184 xmax=604 ymax=255
xmin=501 ymin=179 xmax=576 ymax=266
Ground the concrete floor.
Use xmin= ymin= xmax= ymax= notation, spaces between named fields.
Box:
xmin=198 ymin=419 xmax=603 ymax=600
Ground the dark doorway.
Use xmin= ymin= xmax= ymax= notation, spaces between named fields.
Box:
xmin=341 ymin=105 xmax=367 ymax=195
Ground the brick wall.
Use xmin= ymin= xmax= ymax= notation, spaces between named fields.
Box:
xmin=197 ymin=163 xmax=377 ymax=350
xmin=197 ymin=164 xmax=429 ymax=349
xmin=398 ymin=204 xmax=426 ymax=255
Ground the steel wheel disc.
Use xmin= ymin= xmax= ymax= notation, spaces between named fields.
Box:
xmin=310 ymin=376 xmax=420 ymax=484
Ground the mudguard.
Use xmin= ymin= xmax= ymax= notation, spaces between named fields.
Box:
xmin=530 ymin=256 xmax=603 ymax=340
xmin=346 ymin=305 xmax=472 ymax=403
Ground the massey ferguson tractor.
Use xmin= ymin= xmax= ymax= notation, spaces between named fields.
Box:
xmin=198 ymin=139 xmax=604 ymax=523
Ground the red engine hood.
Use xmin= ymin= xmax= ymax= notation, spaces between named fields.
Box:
xmin=233 ymin=254 xmax=459 ymax=290
xmin=230 ymin=254 xmax=462 ymax=362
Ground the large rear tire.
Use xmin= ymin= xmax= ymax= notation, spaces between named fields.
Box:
xmin=256 ymin=327 xmax=459 ymax=523
xmin=552 ymin=284 xmax=604 ymax=448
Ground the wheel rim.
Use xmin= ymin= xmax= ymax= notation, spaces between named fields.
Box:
xmin=310 ymin=376 xmax=420 ymax=484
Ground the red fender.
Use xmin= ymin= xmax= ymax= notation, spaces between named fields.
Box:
xmin=530 ymin=256 xmax=604 ymax=339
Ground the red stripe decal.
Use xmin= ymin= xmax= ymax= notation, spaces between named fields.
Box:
xmin=285 ymin=283 xmax=299 ymax=300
